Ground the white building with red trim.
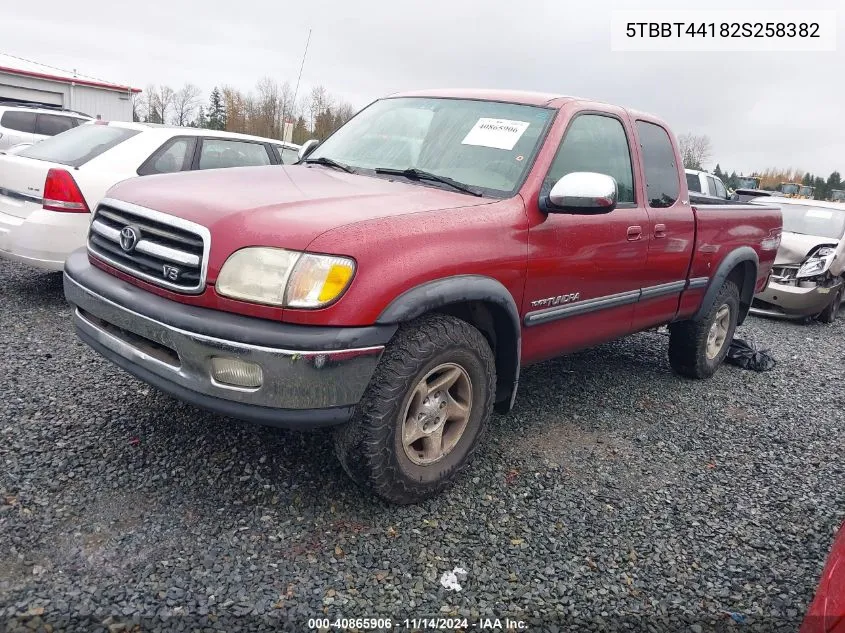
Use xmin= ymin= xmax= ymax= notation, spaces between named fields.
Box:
xmin=0 ymin=53 xmax=141 ymax=121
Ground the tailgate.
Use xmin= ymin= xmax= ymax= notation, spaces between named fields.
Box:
xmin=0 ymin=154 xmax=59 ymax=219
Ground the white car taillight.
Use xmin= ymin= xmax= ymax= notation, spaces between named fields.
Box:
xmin=42 ymin=168 xmax=89 ymax=213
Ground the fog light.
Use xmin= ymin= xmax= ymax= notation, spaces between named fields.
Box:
xmin=210 ymin=357 xmax=263 ymax=389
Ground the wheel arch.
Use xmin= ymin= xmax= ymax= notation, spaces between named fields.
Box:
xmin=376 ymin=275 xmax=521 ymax=412
xmin=693 ymin=247 xmax=759 ymax=325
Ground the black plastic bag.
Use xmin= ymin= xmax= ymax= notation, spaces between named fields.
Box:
xmin=725 ymin=338 xmax=776 ymax=372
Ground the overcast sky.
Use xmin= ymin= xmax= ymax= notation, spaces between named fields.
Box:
xmin=5 ymin=0 xmax=843 ymax=176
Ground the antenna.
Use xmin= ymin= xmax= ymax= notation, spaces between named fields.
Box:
xmin=284 ymin=28 xmax=311 ymax=143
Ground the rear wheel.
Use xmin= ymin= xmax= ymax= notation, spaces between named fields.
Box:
xmin=333 ymin=314 xmax=495 ymax=504
xmin=818 ymin=284 xmax=843 ymax=323
xmin=668 ymin=279 xmax=740 ymax=378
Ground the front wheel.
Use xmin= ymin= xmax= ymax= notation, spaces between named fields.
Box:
xmin=818 ymin=284 xmax=843 ymax=323
xmin=668 ymin=279 xmax=740 ymax=379
xmin=334 ymin=314 xmax=495 ymax=504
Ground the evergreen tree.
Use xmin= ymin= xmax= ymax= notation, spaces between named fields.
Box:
xmin=192 ymin=106 xmax=206 ymax=128
xmin=713 ymin=164 xmax=724 ymax=180
xmin=206 ymin=87 xmax=226 ymax=131
xmin=727 ymin=171 xmax=739 ymax=190
xmin=802 ymin=172 xmax=814 ymax=186
xmin=813 ymin=176 xmax=827 ymax=201
xmin=292 ymin=116 xmax=309 ymax=144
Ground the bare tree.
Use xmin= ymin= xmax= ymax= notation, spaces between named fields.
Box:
xmin=255 ymin=77 xmax=282 ymax=138
xmin=131 ymin=91 xmax=146 ymax=122
xmin=143 ymin=84 xmax=161 ymax=123
xmin=309 ymin=85 xmax=330 ymax=137
xmin=173 ymin=83 xmax=201 ymax=127
xmin=678 ymin=133 xmax=712 ymax=171
xmin=158 ymin=85 xmax=175 ymax=125
xmin=143 ymin=84 xmax=176 ymax=124
xmin=221 ymin=86 xmax=247 ymax=133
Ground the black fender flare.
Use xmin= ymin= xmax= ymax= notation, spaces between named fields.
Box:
xmin=693 ymin=246 xmax=759 ymax=325
xmin=377 ymin=275 xmax=521 ymax=412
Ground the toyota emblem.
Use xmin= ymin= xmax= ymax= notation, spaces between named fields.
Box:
xmin=119 ymin=226 xmax=140 ymax=253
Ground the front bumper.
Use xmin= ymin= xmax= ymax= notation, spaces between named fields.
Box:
xmin=63 ymin=250 xmax=395 ymax=428
xmin=0 ymin=207 xmax=89 ymax=271
xmin=750 ymin=278 xmax=842 ymax=319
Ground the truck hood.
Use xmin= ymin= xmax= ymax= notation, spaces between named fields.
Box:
xmin=106 ymin=165 xmax=491 ymax=253
xmin=775 ymin=231 xmax=840 ymax=266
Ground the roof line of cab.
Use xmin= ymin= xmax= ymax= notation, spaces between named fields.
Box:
xmin=381 ymin=89 xmax=669 ymax=126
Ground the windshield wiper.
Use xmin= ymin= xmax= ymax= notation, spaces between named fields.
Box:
xmin=374 ymin=167 xmax=483 ymax=197
xmin=304 ymin=156 xmax=356 ymax=174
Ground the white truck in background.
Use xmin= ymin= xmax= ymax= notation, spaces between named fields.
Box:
xmin=685 ymin=169 xmax=736 ymax=203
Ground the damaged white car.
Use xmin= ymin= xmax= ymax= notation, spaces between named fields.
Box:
xmin=750 ymin=197 xmax=844 ymax=323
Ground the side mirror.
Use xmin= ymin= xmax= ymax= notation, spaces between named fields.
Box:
xmin=546 ymin=172 xmax=617 ymax=214
xmin=298 ymin=139 xmax=320 ymax=161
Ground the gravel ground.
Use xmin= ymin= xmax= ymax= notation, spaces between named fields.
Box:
xmin=1 ymin=259 xmax=843 ymax=633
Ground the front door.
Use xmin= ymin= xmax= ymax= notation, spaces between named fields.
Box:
xmin=522 ymin=108 xmax=649 ymax=364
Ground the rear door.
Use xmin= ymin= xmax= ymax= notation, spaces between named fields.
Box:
xmin=522 ymin=107 xmax=649 ymax=362
xmin=631 ymin=120 xmax=696 ymax=330
xmin=194 ymin=138 xmax=274 ymax=170
xmin=137 ymin=136 xmax=198 ymax=176
xmin=0 ymin=111 xmax=37 ymax=148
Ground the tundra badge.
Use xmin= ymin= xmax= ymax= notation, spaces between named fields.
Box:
xmin=531 ymin=293 xmax=580 ymax=308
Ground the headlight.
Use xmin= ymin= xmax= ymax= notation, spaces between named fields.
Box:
xmin=216 ymin=247 xmax=355 ymax=308
xmin=285 ymin=253 xmax=356 ymax=308
xmin=796 ymin=246 xmax=836 ymax=279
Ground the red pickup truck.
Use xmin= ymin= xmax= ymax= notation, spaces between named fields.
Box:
xmin=62 ymin=89 xmax=781 ymax=503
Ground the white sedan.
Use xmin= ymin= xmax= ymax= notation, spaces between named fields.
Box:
xmin=0 ymin=122 xmax=300 ymax=271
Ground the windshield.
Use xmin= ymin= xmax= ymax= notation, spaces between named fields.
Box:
xmin=780 ymin=204 xmax=845 ymax=239
xmin=831 ymin=190 xmax=845 ymax=202
xmin=799 ymin=186 xmax=814 ymax=197
xmin=308 ymin=97 xmax=554 ymax=196
xmin=780 ymin=183 xmax=800 ymax=195
xmin=737 ymin=178 xmax=759 ymax=189
xmin=19 ymin=124 xmax=140 ymax=167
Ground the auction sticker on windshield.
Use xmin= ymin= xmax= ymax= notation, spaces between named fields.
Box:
xmin=462 ymin=118 xmax=530 ymax=150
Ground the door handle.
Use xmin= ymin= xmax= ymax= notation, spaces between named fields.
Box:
xmin=627 ymin=225 xmax=643 ymax=241
xmin=654 ymin=223 xmax=667 ymax=239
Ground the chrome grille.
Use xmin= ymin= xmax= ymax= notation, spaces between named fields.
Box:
xmin=87 ymin=198 xmax=210 ymax=293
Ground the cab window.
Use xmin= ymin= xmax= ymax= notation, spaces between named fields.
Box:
xmin=199 ymin=139 xmax=272 ymax=170
xmin=543 ymin=114 xmax=635 ymax=204
xmin=138 ymin=137 xmax=197 ymax=175
xmin=636 ymin=121 xmax=680 ymax=208
xmin=686 ymin=172 xmax=701 ymax=193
